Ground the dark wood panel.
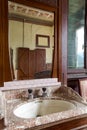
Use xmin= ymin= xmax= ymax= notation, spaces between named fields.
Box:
xmin=67 ymin=74 xmax=87 ymax=94
xmin=17 ymin=48 xmax=46 ymax=80
xmin=56 ymin=0 xmax=68 ymax=83
xmin=42 ymin=117 xmax=87 ymax=130
xmin=10 ymin=48 xmax=15 ymax=80
xmin=17 ymin=47 xmax=29 ymax=79
xmin=35 ymin=49 xmax=46 ymax=73
xmin=33 ymin=0 xmax=57 ymax=7
xmin=52 ymin=9 xmax=58 ymax=78
xmin=9 ymin=0 xmax=56 ymax=12
xmin=0 ymin=0 xmax=3 ymax=86
xmin=29 ymin=50 xmax=36 ymax=79
xmin=0 ymin=0 xmax=12 ymax=86
xmin=61 ymin=0 xmax=68 ymax=85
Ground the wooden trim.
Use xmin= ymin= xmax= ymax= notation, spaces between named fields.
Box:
xmin=52 ymin=9 xmax=58 ymax=78
xmin=0 ymin=0 xmax=3 ymax=86
xmin=85 ymin=0 xmax=87 ymax=68
xmin=68 ymin=69 xmax=87 ymax=74
xmin=0 ymin=0 xmax=12 ymax=86
xmin=36 ymin=34 xmax=50 ymax=48
xmin=8 ymin=15 xmax=54 ymax=27
xmin=61 ymin=0 xmax=68 ymax=85
xmin=58 ymin=0 xmax=68 ymax=85
xmin=9 ymin=0 xmax=57 ymax=11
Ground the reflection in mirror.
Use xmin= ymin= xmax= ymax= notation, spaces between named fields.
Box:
xmin=8 ymin=1 xmax=54 ymax=80
xmin=68 ymin=0 xmax=85 ymax=69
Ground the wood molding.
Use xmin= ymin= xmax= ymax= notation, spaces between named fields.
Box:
xmin=42 ymin=117 xmax=87 ymax=130
xmin=8 ymin=15 xmax=53 ymax=27
xmin=61 ymin=0 xmax=68 ymax=85
xmin=0 ymin=0 xmax=12 ymax=86
xmin=58 ymin=0 xmax=68 ymax=85
xmin=9 ymin=0 xmax=56 ymax=11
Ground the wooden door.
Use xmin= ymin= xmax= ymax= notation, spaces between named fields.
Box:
xmin=17 ymin=47 xmax=29 ymax=80
xmin=10 ymin=48 xmax=15 ymax=80
xmin=29 ymin=50 xmax=36 ymax=79
xmin=17 ymin=48 xmax=46 ymax=80
xmin=35 ymin=49 xmax=46 ymax=73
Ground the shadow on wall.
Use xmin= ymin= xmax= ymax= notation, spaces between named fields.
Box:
xmin=34 ymin=70 xmax=52 ymax=79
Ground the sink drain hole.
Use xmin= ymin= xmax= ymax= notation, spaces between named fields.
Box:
xmin=36 ymin=115 xmax=41 ymax=117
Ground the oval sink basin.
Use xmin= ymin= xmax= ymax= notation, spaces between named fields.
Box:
xmin=13 ymin=99 xmax=76 ymax=119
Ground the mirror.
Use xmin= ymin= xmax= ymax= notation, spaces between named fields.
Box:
xmin=68 ymin=0 xmax=85 ymax=69
xmin=8 ymin=1 xmax=54 ymax=80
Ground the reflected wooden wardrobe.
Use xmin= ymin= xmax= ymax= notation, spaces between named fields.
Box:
xmin=16 ymin=47 xmax=49 ymax=80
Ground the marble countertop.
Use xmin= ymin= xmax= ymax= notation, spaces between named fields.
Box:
xmin=4 ymin=97 xmax=87 ymax=130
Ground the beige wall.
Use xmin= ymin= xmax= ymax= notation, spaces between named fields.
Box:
xmin=9 ymin=20 xmax=54 ymax=70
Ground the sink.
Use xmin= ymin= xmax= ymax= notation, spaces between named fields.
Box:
xmin=13 ymin=99 xmax=76 ymax=119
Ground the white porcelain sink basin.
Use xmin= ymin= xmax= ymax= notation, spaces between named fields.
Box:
xmin=13 ymin=99 xmax=76 ymax=119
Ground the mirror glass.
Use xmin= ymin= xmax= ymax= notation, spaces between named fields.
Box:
xmin=68 ymin=0 xmax=85 ymax=68
xmin=8 ymin=1 xmax=54 ymax=80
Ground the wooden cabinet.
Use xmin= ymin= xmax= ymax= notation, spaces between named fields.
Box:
xmin=17 ymin=48 xmax=29 ymax=80
xmin=67 ymin=79 xmax=80 ymax=94
xmin=35 ymin=49 xmax=46 ymax=73
xmin=17 ymin=47 xmax=46 ymax=80
xmin=67 ymin=74 xmax=87 ymax=94
xmin=41 ymin=117 xmax=87 ymax=130
xmin=28 ymin=49 xmax=36 ymax=79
